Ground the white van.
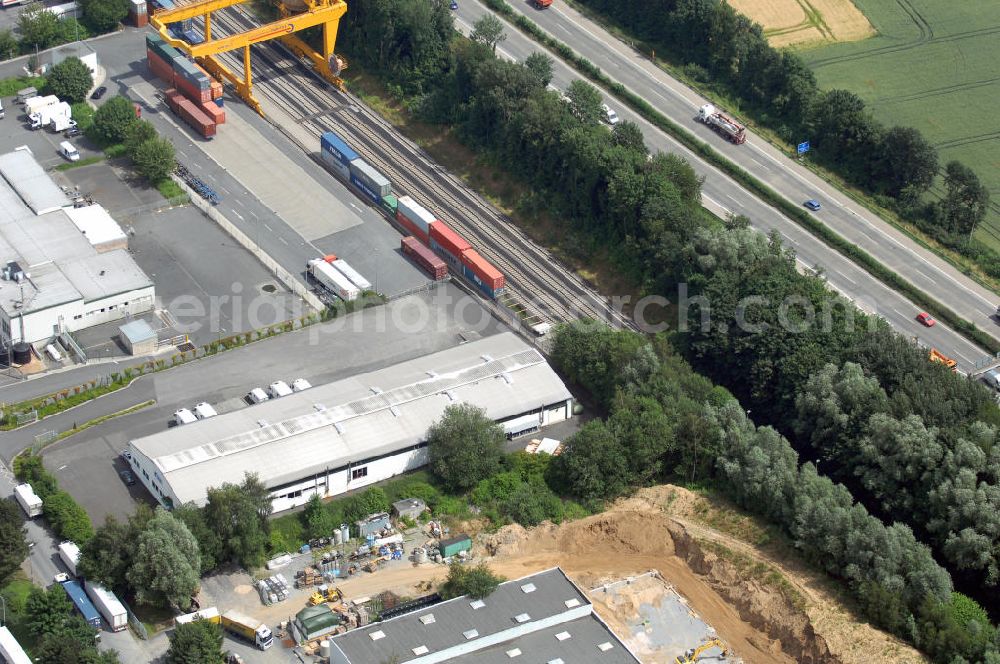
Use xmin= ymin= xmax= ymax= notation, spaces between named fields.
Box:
xmin=173 ymin=408 xmax=197 ymax=425
xmin=59 ymin=141 xmax=80 ymax=162
xmin=247 ymin=388 xmax=269 ymax=404
xmin=268 ymin=380 xmax=293 ymax=398
xmin=291 ymin=378 xmax=312 ymax=392
xmin=193 ymin=402 xmax=217 ymax=419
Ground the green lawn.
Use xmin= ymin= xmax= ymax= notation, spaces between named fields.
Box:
xmin=801 ymin=0 xmax=1000 ymax=251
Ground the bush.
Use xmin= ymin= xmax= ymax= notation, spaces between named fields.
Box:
xmin=131 ymin=136 xmax=175 ymax=183
xmin=439 ymin=562 xmax=503 ymax=599
xmin=45 ymin=57 xmax=92 ymax=103
xmin=92 ymin=95 xmax=137 ymax=145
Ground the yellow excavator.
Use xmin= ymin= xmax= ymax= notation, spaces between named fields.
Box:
xmin=675 ymin=637 xmax=729 ymax=664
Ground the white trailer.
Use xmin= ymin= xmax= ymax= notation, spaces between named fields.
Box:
xmin=84 ymin=581 xmax=127 ymax=632
xmin=307 ymin=259 xmax=359 ymax=302
xmin=58 ymin=541 xmax=81 ymax=577
xmin=23 ymin=95 xmax=58 ymax=118
xmin=0 ymin=626 xmax=31 ymax=664
xmin=330 ymin=258 xmax=372 ymax=292
xmin=50 ymin=114 xmax=77 ymax=133
xmin=13 ymin=483 xmax=42 ymax=518
xmin=31 ymin=101 xmax=71 ymax=130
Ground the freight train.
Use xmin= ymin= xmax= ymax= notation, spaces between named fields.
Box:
xmin=319 ymin=131 xmax=506 ymax=299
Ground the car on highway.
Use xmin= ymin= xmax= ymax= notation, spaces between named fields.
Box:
xmin=90 ymin=86 xmax=107 ymax=100
xmin=916 ymin=312 xmax=936 ymax=327
xmin=119 ymin=470 xmax=136 ymax=486
xmin=804 ymin=199 xmax=821 ymax=211
xmin=601 ymin=104 xmax=620 ymax=125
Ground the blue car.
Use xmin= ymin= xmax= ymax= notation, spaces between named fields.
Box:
xmin=804 ymin=199 xmax=821 ymax=211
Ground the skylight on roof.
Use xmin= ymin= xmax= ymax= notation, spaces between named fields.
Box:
xmin=597 ymin=642 xmax=613 ymax=652
xmin=463 ymin=629 xmax=479 ymax=640
xmin=412 ymin=645 xmax=429 ymax=655
xmin=369 ymin=630 xmax=385 ymax=641
xmin=564 ymin=598 xmax=581 ymax=608
xmin=470 ymin=599 xmax=485 ymax=610
xmin=555 ymin=631 xmax=571 ymax=641
xmin=506 ymin=648 xmax=522 ymax=658
xmin=547 ymin=660 xmax=565 ymax=664
xmin=514 ymin=613 xmax=531 ymax=623
xmin=419 ymin=614 xmax=435 ymax=625
xmin=520 ymin=583 xmax=536 ymax=594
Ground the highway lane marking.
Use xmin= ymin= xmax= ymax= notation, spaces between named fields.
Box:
xmin=725 ymin=194 xmax=744 ymax=208
xmin=249 ymin=210 xmax=259 ymax=219
xmin=263 ymin=223 xmax=273 ymax=232
xmin=278 ymin=236 xmax=288 ymax=245
xmin=750 ymin=157 xmax=769 ymax=171
xmin=233 ymin=211 xmax=244 ymax=221
xmin=219 ymin=187 xmax=230 ymax=195
xmin=833 ymin=269 xmax=856 ymax=286
xmin=235 ymin=198 xmax=245 ymax=207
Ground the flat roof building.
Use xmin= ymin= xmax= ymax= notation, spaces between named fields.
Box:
xmin=126 ymin=333 xmax=574 ymax=513
xmin=0 ymin=150 xmax=154 ymax=345
xmin=328 ymin=567 xmax=640 ymax=664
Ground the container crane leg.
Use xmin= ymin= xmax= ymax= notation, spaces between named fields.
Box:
xmin=196 ymin=53 xmax=263 ymax=116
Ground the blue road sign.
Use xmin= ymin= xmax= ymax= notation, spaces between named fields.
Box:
xmin=797 ymin=141 xmax=811 ymax=154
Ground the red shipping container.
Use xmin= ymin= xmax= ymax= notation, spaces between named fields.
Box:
xmin=397 ymin=215 xmax=428 ymax=245
xmin=198 ymin=99 xmax=225 ymax=124
xmin=164 ymin=89 xmax=184 ymax=113
xmin=174 ymin=74 xmax=212 ymax=103
xmin=210 ymin=80 xmax=223 ymax=100
xmin=461 ymin=249 xmax=504 ymax=291
xmin=147 ymin=49 xmax=175 ymax=86
xmin=402 ymin=236 xmax=447 ymax=280
xmin=429 ymin=221 xmax=470 ymax=258
xmin=176 ymin=98 xmax=216 ymax=138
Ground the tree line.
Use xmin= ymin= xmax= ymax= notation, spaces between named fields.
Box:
xmin=572 ymin=0 xmax=996 ymax=277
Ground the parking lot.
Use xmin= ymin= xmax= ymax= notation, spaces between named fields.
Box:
xmin=38 ymin=282 xmax=508 ymax=523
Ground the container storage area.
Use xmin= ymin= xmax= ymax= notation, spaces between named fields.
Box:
xmin=401 ymin=236 xmax=447 ymax=280
xmin=396 ymin=196 xmax=436 ymax=236
xmin=348 ymin=159 xmax=391 ymax=203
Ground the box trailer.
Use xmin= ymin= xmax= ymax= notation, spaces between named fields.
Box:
xmin=13 ymin=483 xmax=42 ymax=518
xmin=221 ymin=609 xmax=273 ymax=650
xmin=439 ymin=534 xmax=472 ymax=558
xmin=307 ymin=259 xmax=359 ymax=302
xmin=58 ymin=541 xmax=81 ymax=576
xmin=0 ymin=626 xmax=30 ymax=664
xmin=330 ymin=259 xmax=372 ymax=292
xmin=62 ymin=580 xmax=101 ymax=628
xmin=175 ymin=606 xmax=220 ymax=626
xmin=85 ymin=581 xmax=128 ymax=632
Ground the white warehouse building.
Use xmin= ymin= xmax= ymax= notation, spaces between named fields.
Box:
xmin=0 ymin=150 xmax=154 ymax=345
xmin=125 ymin=333 xmax=574 ymax=513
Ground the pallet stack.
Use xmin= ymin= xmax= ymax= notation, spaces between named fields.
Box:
xmin=146 ymin=33 xmax=225 ymax=138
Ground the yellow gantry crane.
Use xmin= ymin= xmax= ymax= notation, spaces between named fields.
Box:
xmin=149 ymin=0 xmax=347 ymax=115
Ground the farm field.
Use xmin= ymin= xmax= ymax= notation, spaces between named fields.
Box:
xmin=800 ymin=0 xmax=1000 ymax=251
xmin=728 ymin=0 xmax=873 ymax=47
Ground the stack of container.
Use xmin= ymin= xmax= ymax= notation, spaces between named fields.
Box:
xmin=395 ymin=195 xmax=436 ymax=245
xmin=460 ymin=248 xmax=505 ymax=298
xmin=147 ymin=34 xmax=224 ymax=138
xmin=128 ymin=0 xmax=148 ymax=27
xmin=350 ymin=158 xmax=392 ymax=204
xmin=401 ymin=236 xmax=447 ymax=280
xmin=320 ymin=131 xmax=359 ymax=181
xmin=429 ymin=220 xmax=471 ymax=270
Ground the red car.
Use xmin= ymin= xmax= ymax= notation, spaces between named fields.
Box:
xmin=916 ymin=312 xmax=936 ymax=327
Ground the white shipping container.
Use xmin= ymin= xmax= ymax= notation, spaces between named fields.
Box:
xmin=308 ymin=259 xmax=359 ymax=302
xmin=330 ymin=259 xmax=372 ymax=291
xmin=13 ymin=483 xmax=42 ymax=518
xmin=24 ymin=95 xmax=58 ymax=117
xmin=84 ymin=581 xmax=127 ymax=632
xmin=0 ymin=626 xmax=31 ymax=664
xmin=58 ymin=541 xmax=80 ymax=577
xmin=396 ymin=196 xmax=436 ymax=233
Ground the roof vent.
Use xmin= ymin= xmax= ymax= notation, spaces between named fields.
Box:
xmin=564 ymin=598 xmax=581 ymax=608
xmin=555 ymin=631 xmax=571 ymax=641
xmin=369 ymin=630 xmax=385 ymax=641
xmin=371 ymin=387 xmax=383 ymax=394
xmin=463 ymin=629 xmax=479 ymax=640
xmin=480 ymin=354 xmax=493 ymax=362
xmin=389 ymin=405 xmax=400 ymax=417
xmin=313 ymin=403 xmax=327 ymax=412
xmin=505 ymin=648 xmax=522 ymax=658
xmin=547 ymin=660 xmax=565 ymax=664
xmin=469 ymin=599 xmax=485 ymax=610
xmin=426 ymin=370 xmax=438 ymax=378
xmin=256 ymin=419 xmax=268 ymax=428
xmin=514 ymin=613 xmax=531 ymax=623
xmin=412 ymin=645 xmax=429 ymax=656
xmin=444 ymin=390 xmax=456 ymax=402
xmin=333 ymin=422 xmax=345 ymax=434
xmin=597 ymin=642 xmax=613 ymax=652
xmin=419 ymin=614 xmax=435 ymax=625
xmin=520 ymin=583 xmax=536 ymax=594
xmin=501 ymin=372 xmax=513 ymax=385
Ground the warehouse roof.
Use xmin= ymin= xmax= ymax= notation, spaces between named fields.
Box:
xmin=0 ymin=150 xmax=71 ymax=214
xmin=128 ymin=333 xmax=572 ymax=505
xmin=65 ymin=205 xmax=127 ymax=248
xmin=329 ymin=567 xmax=639 ymax=664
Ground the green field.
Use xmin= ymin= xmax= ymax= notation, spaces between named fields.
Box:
xmin=801 ymin=0 xmax=1000 ymax=250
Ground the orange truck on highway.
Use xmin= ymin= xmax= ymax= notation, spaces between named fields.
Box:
xmin=534 ymin=0 xmax=552 ymax=7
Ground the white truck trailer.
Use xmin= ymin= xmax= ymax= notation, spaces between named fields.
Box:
xmin=13 ymin=484 xmax=42 ymax=518
xmin=697 ymin=104 xmax=747 ymax=144
xmin=330 ymin=258 xmax=372 ymax=292
xmin=84 ymin=581 xmax=127 ymax=632
xmin=31 ymin=101 xmax=71 ymax=130
xmin=0 ymin=626 xmax=31 ymax=664
xmin=221 ymin=609 xmax=273 ymax=650
xmin=23 ymin=95 xmax=58 ymax=118
xmin=58 ymin=540 xmax=81 ymax=577
xmin=307 ymin=258 xmax=359 ymax=302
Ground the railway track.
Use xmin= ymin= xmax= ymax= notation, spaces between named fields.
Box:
xmin=206 ymin=8 xmax=635 ymax=330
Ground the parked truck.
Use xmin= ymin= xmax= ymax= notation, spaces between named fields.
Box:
xmin=31 ymin=101 xmax=71 ymax=130
xmin=697 ymin=104 xmax=746 ymax=144
xmin=58 ymin=541 xmax=81 ymax=577
xmin=23 ymin=95 xmax=58 ymax=119
xmin=61 ymin=580 xmax=101 ymax=629
xmin=13 ymin=483 xmax=42 ymax=518
xmin=84 ymin=581 xmax=127 ymax=632
xmin=330 ymin=258 xmax=372 ymax=292
xmin=307 ymin=258 xmax=359 ymax=302
xmin=175 ymin=606 xmax=220 ymax=626
xmin=50 ymin=112 xmax=77 ymax=133
xmin=221 ymin=610 xmax=273 ymax=650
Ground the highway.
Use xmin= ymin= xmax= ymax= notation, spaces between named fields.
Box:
xmin=453 ymin=2 xmax=991 ymax=370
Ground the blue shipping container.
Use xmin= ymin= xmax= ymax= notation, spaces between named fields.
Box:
xmin=62 ymin=581 xmax=101 ymax=628
xmin=323 ymin=156 xmax=350 ymax=182
xmin=350 ymin=172 xmax=379 ymax=204
xmin=320 ymin=131 xmax=359 ymax=167
xmin=462 ymin=263 xmax=502 ymax=299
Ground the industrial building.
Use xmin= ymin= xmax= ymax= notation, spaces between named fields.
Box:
xmin=328 ymin=567 xmax=640 ymax=664
xmin=0 ymin=150 xmax=154 ymax=345
xmin=125 ymin=332 xmax=573 ymax=513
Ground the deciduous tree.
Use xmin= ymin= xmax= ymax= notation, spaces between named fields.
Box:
xmin=92 ymin=95 xmax=137 ymax=145
xmin=427 ymin=403 xmax=504 ymax=492
xmin=79 ymin=0 xmax=128 ymax=33
xmin=470 ymin=14 xmax=505 ymax=54
xmin=131 ymin=137 xmax=175 ymax=183
xmin=46 ymin=56 xmax=93 ymax=103
xmin=166 ymin=620 xmax=225 ymax=664
xmin=0 ymin=498 xmax=28 ymax=582
xmin=127 ymin=507 xmax=200 ymax=607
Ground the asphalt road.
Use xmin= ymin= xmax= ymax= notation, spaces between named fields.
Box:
xmin=453 ymin=3 xmax=992 ymax=370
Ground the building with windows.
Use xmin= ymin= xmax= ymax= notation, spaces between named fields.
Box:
xmin=125 ymin=332 xmax=574 ymax=513
xmin=327 ymin=567 xmax=640 ymax=664
xmin=0 ymin=150 xmax=154 ymax=345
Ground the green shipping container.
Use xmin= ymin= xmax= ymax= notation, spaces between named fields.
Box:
xmin=380 ymin=194 xmax=398 ymax=217
xmin=439 ymin=534 xmax=471 ymax=558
